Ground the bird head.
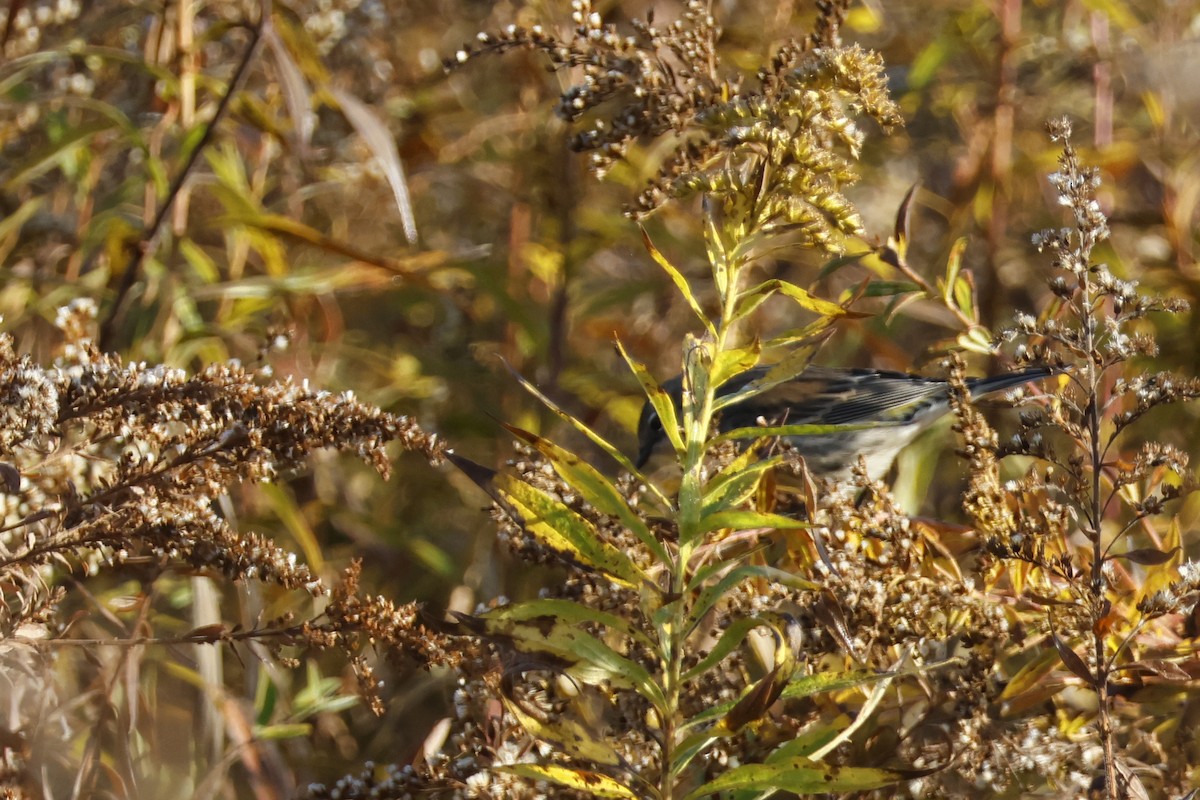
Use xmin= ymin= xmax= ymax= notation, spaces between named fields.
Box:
xmin=634 ymin=376 xmax=685 ymax=469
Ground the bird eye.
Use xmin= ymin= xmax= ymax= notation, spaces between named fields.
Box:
xmin=649 ymin=415 xmax=663 ymax=434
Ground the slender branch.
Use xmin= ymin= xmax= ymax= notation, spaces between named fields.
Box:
xmin=99 ymin=14 xmax=268 ymax=349
xmin=1076 ymin=190 xmax=1120 ymax=800
xmin=1101 ymin=513 xmax=1152 ymax=560
xmin=881 ymin=234 xmax=982 ymax=333
xmin=9 ymin=623 xmax=307 ymax=649
xmin=1104 ymin=616 xmax=1151 ymax=674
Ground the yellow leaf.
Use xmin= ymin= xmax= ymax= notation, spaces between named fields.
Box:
xmin=496 ymin=765 xmax=639 ymax=798
xmin=494 ymin=472 xmax=647 ymax=588
xmin=503 ymin=424 xmax=670 ymax=565
xmin=641 ymin=227 xmax=715 ymax=337
xmin=501 ymin=697 xmax=624 ymax=767
xmin=738 ymin=279 xmax=849 ymax=320
xmin=999 ymin=648 xmax=1062 ymax=702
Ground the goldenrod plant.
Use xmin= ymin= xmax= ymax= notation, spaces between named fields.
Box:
xmin=3 ymin=1 xmax=1199 ymax=798
xmin=334 ymin=2 xmax=1080 ymax=798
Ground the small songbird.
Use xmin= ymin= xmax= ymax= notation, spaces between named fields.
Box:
xmin=634 ymin=365 xmax=1055 ymax=482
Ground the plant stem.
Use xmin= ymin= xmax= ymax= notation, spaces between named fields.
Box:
xmin=1079 ymin=240 xmax=1119 ymax=800
xmin=661 ymin=224 xmax=746 ymax=797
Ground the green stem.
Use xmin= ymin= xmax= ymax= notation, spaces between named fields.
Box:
xmin=661 ymin=228 xmax=747 ymax=797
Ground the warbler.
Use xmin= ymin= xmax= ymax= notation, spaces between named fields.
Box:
xmin=634 ymin=365 xmax=1055 ymax=481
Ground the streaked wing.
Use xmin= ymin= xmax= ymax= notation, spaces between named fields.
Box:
xmin=717 ymin=367 xmax=951 ymax=429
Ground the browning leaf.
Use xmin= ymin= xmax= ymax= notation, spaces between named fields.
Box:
xmin=1051 ymin=631 xmax=1094 ymax=684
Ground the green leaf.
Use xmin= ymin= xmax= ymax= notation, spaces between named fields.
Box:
xmin=294 ymin=662 xmax=359 ymax=718
xmin=682 ymin=757 xmax=918 ymax=798
xmin=503 ymin=424 xmax=671 ymax=566
xmin=480 ymin=598 xmax=655 ymax=651
xmin=764 ymin=719 xmax=851 ymax=761
xmin=259 ymin=483 xmax=323 ymax=572
xmin=956 ymin=325 xmax=995 ymax=354
xmin=206 ymin=141 xmax=256 ymax=203
xmin=716 ymin=661 xmax=794 ymax=735
xmin=1051 ymin=631 xmax=1094 ymax=684
xmin=704 ymin=212 xmax=732 ymax=298
xmin=493 ymin=472 xmax=648 ymax=588
xmin=940 ymin=237 xmax=979 ymax=324
xmin=701 ymin=454 xmax=779 ymax=517
xmin=892 ymin=185 xmax=918 ymax=252
xmin=884 ymin=288 xmax=924 ymax=325
xmin=0 ymin=55 xmax=52 ymax=97
xmin=468 ymin=606 xmax=664 ymax=705
xmin=816 ymin=251 xmax=869 ymax=280
xmin=952 ymin=275 xmax=974 ymax=319
xmin=617 ymin=339 xmax=684 ymax=459
xmin=998 ymin=649 xmax=1062 ymax=701
xmin=69 ymin=95 xmax=143 ymax=139
xmin=495 ymin=765 xmax=641 ymax=798
xmin=254 ymin=668 xmax=278 ymax=725
xmin=253 ymin=723 xmax=313 ymax=740
xmin=642 ymin=227 xmax=714 ymax=337
xmin=674 ymin=616 xmax=804 ymax=773
xmin=862 ymin=280 xmax=921 ymax=297
xmin=672 ymin=729 xmax=724 ymax=779
xmin=674 ymin=660 xmax=794 ymax=773
xmin=731 ymin=286 xmax=774 ymax=319
xmin=177 ymin=264 xmax=395 ymax=300
xmin=178 ymin=238 xmax=221 ymax=284
xmin=709 ymin=342 xmax=761 ymax=391
xmin=686 ymin=566 xmax=819 ymax=636
xmin=908 ymin=37 xmax=951 ymax=90
xmin=501 ymin=695 xmax=624 ymax=767
xmin=712 ymin=332 xmax=830 ymax=413
xmin=738 ymin=279 xmax=851 ymax=319
xmin=940 ymin=237 xmax=965 ymax=301
xmin=709 ymin=420 xmax=893 ymax=448
xmin=760 ymin=318 xmax=838 ymax=350
xmin=780 ymin=669 xmax=891 ymax=701
xmin=504 ymin=358 xmax=674 ymax=510
xmin=698 ymin=509 xmax=807 ymax=536
xmin=236 ymin=214 xmax=469 ymax=287
xmin=1113 ymin=546 xmax=1178 ymax=566
xmin=3 ymin=120 xmax=114 ymax=191
xmin=681 ymin=616 xmax=762 ymax=683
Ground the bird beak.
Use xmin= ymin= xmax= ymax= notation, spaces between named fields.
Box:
xmin=634 ymin=439 xmax=653 ymax=470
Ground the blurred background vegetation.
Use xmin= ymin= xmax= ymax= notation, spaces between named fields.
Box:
xmin=2 ymin=0 xmax=1198 ymax=795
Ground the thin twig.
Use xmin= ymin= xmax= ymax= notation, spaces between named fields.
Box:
xmin=10 ymin=623 xmax=308 ymax=649
xmin=99 ymin=13 xmax=268 ymax=349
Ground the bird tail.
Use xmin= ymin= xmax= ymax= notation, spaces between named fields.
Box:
xmin=966 ymin=366 xmax=1062 ymax=399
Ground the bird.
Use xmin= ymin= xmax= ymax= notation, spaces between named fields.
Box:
xmin=634 ymin=365 xmax=1055 ymax=482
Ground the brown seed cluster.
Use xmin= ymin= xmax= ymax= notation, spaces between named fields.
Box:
xmin=1 ymin=327 xmax=440 ymax=586
xmin=0 ymin=300 xmax=450 ymax=779
xmin=449 ymin=0 xmax=900 ymax=249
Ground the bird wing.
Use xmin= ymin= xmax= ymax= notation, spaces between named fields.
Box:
xmin=717 ymin=367 xmax=950 ymax=429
